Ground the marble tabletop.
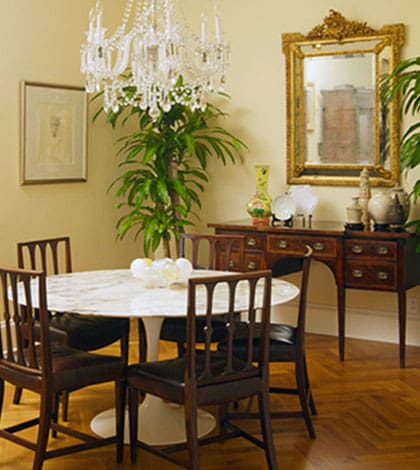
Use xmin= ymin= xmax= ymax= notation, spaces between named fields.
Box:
xmin=38 ymin=269 xmax=299 ymax=318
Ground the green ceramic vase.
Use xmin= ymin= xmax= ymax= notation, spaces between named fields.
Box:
xmin=247 ymin=165 xmax=272 ymax=225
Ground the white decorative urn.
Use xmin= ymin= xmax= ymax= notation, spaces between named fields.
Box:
xmin=368 ymin=191 xmax=392 ymax=227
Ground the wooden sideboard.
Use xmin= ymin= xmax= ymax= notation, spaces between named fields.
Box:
xmin=210 ymin=220 xmax=420 ymax=367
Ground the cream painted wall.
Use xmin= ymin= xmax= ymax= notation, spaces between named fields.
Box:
xmin=0 ymin=0 xmax=141 ymax=270
xmin=0 ymin=1 xmax=419 ymax=343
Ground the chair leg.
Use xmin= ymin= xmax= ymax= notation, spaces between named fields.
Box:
xmin=128 ymin=386 xmax=139 ymax=464
xmin=303 ymin=356 xmax=317 ymax=415
xmin=218 ymin=403 xmax=229 ymax=439
xmin=185 ymin=398 xmax=199 ymax=470
xmin=0 ymin=380 xmax=4 ymax=417
xmin=120 ymin=334 xmax=129 ymax=362
xmin=115 ymin=380 xmax=126 ymax=464
xmin=137 ymin=319 xmax=147 ymax=362
xmin=176 ymin=341 xmax=185 ymax=358
xmin=33 ymin=390 xmax=54 ymax=470
xmin=295 ymin=357 xmax=316 ymax=439
xmin=257 ymin=390 xmax=278 ymax=470
xmin=61 ymin=391 xmax=70 ymax=421
xmin=51 ymin=393 xmax=60 ymax=438
xmin=13 ymin=386 xmax=22 ymax=405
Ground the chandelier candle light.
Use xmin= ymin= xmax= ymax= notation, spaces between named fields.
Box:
xmin=81 ymin=0 xmax=230 ymax=120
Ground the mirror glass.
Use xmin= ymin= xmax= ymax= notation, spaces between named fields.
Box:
xmin=282 ymin=10 xmax=405 ymax=186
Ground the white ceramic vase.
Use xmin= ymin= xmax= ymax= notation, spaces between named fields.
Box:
xmin=346 ymin=196 xmax=363 ymax=224
xmin=368 ymin=191 xmax=392 ymax=225
xmin=288 ymin=185 xmax=317 ymax=216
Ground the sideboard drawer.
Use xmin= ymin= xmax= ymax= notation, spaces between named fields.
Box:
xmin=244 ymin=234 xmax=264 ymax=251
xmin=345 ymin=260 xmax=397 ymax=289
xmin=216 ymin=230 xmax=264 ymax=252
xmin=215 ymin=230 xmax=264 ymax=271
xmin=244 ymin=253 xmax=263 ymax=271
xmin=266 ymin=234 xmax=337 ymax=258
xmin=344 ymin=239 xmax=397 ymax=260
xmin=217 ymin=251 xmax=244 ymax=272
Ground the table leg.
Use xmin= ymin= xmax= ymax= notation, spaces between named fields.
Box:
xmin=90 ymin=316 xmax=216 ymax=444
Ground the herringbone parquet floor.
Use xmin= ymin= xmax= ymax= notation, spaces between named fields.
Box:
xmin=1 ymin=333 xmax=420 ymax=469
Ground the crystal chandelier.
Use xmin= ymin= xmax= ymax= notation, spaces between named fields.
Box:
xmin=81 ymin=0 xmax=229 ymax=120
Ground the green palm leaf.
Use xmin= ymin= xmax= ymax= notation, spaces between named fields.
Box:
xmin=95 ymin=90 xmax=247 ymax=256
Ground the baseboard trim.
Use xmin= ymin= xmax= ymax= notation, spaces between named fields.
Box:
xmin=271 ymin=302 xmax=420 ymax=346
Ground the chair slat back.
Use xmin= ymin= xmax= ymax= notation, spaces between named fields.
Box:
xmin=179 ymin=234 xmax=245 ymax=272
xmin=186 ymin=270 xmax=272 ymax=388
xmin=17 ymin=236 xmax=72 ymax=274
xmin=0 ymin=266 xmax=51 ymax=378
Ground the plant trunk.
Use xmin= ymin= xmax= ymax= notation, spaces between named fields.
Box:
xmin=168 ymin=157 xmax=181 ymax=258
xmin=162 ymin=238 xmax=171 ymax=258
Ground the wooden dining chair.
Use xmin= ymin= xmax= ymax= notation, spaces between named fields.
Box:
xmin=13 ymin=236 xmax=130 ymax=420
xmin=219 ymin=246 xmax=317 ymax=438
xmin=0 ymin=265 xmax=126 ymax=470
xmin=128 ymin=270 xmax=277 ymax=469
xmin=158 ymin=233 xmax=246 ymax=358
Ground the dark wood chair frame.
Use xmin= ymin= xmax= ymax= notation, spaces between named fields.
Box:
xmin=222 ymin=246 xmax=317 ymax=439
xmin=157 ymin=233 xmax=246 ymax=358
xmin=13 ymin=236 xmax=130 ymax=421
xmin=0 ymin=265 xmax=126 ymax=470
xmin=128 ymin=270 xmax=277 ymax=469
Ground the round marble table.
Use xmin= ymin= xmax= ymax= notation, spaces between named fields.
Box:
xmin=41 ymin=269 xmax=299 ymax=445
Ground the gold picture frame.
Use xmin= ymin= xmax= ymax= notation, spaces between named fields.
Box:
xmin=282 ymin=10 xmax=405 ymax=186
xmin=304 ymin=82 xmax=315 ymax=132
xmin=20 ymin=81 xmax=87 ymax=184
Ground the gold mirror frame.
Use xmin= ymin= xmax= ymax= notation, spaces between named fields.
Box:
xmin=282 ymin=10 xmax=405 ymax=186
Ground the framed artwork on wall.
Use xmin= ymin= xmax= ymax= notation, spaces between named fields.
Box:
xmin=20 ymin=81 xmax=87 ymax=184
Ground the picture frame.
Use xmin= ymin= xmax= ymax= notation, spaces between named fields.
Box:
xmin=20 ymin=81 xmax=88 ymax=184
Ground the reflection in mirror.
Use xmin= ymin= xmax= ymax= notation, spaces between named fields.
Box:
xmin=305 ymin=52 xmax=376 ymax=166
xmin=282 ymin=10 xmax=405 ymax=186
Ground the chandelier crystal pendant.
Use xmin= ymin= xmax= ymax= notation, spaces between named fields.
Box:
xmin=80 ymin=0 xmax=230 ymax=120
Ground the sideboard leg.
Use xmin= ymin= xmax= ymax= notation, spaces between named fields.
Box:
xmin=398 ymin=289 xmax=407 ymax=368
xmin=337 ymin=285 xmax=346 ymax=361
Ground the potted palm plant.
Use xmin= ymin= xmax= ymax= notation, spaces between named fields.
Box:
xmin=94 ymin=97 xmax=247 ymax=257
xmin=382 ymin=56 xmax=420 ymax=246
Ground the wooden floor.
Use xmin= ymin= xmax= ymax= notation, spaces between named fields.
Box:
xmin=2 ymin=333 xmax=420 ymax=469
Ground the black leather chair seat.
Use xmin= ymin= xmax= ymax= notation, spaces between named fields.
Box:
xmin=218 ymin=323 xmax=297 ymax=362
xmin=129 ymin=351 xmax=253 ymax=386
xmin=128 ymin=351 xmax=255 ymax=405
xmin=50 ymin=313 xmax=129 ymax=351
xmin=49 ymin=343 xmax=126 ymax=391
xmin=13 ymin=343 xmax=127 ymax=394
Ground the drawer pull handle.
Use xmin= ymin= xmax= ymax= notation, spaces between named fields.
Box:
xmin=377 ymin=271 xmax=389 ymax=280
xmin=247 ymin=261 xmax=256 ymax=270
xmin=376 ymin=246 xmax=389 ymax=255
xmin=247 ymin=238 xmax=257 ymax=247
xmin=351 ymin=245 xmax=363 ymax=254
xmin=228 ymin=260 xmax=234 ymax=268
xmin=312 ymin=242 xmax=325 ymax=251
xmin=278 ymin=240 xmax=288 ymax=249
xmin=352 ymin=269 xmax=363 ymax=278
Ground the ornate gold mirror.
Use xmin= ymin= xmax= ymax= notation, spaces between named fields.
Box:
xmin=282 ymin=10 xmax=405 ymax=186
